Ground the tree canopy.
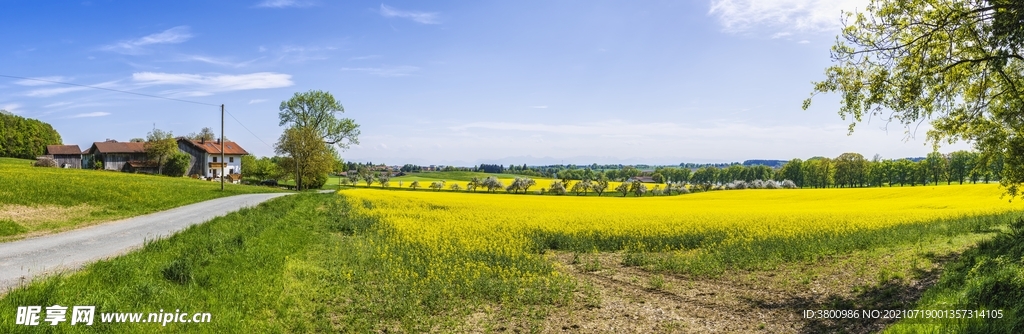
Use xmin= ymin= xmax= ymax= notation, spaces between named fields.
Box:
xmin=278 ymin=90 xmax=360 ymax=149
xmin=804 ymin=0 xmax=1024 ymax=197
xmin=0 ymin=111 xmax=62 ymax=159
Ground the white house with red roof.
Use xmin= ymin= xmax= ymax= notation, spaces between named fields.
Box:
xmin=176 ymin=138 xmax=249 ymax=180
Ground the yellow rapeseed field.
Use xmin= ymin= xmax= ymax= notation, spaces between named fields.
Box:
xmin=338 ymin=184 xmax=1023 ymax=281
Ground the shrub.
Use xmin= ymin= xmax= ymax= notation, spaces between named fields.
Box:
xmin=781 ymin=180 xmax=799 ymax=189
xmin=162 ymin=152 xmax=191 ymax=177
xmin=93 ymin=160 xmax=104 ymax=170
xmin=300 ymin=173 xmax=328 ymax=189
xmin=33 ymin=157 xmax=57 ymax=167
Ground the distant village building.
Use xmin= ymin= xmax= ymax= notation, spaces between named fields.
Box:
xmin=177 ymin=138 xmax=248 ymax=179
xmin=44 ymin=145 xmax=83 ymax=168
xmin=84 ymin=140 xmax=148 ymax=172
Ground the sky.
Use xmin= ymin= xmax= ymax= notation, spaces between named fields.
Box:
xmin=0 ymin=0 xmax=971 ymax=166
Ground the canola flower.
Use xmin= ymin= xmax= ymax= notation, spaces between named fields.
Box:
xmin=340 ymin=184 xmax=1022 ymax=272
xmin=331 ymin=184 xmax=1023 ymax=312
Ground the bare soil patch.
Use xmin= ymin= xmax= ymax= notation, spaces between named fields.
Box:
xmin=0 ymin=204 xmax=97 ymax=230
xmin=534 ymin=235 xmax=985 ymax=334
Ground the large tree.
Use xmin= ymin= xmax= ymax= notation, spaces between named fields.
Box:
xmin=275 ymin=126 xmax=334 ymax=190
xmin=278 ymin=90 xmax=360 ymax=148
xmin=804 ymin=0 xmax=1024 ymax=196
xmin=145 ymin=128 xmax=177 ymax=175
xmin=278 ymin=90 xmax=360 ymax=190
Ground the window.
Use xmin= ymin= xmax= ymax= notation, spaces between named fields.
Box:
xmin=229 ymin=157 xmax=234 ymax=163
xmin=213 ymin=157 xmax=217 ymax=162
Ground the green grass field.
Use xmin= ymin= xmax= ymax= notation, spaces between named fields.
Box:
xmin=0 ymin=158 xmax=285 ymax=241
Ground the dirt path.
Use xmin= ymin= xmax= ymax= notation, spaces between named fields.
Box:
xmin=538 ymin=250 xmax=950 ymax=333
xmin=0 ymin=193 xmax=293 ymax=292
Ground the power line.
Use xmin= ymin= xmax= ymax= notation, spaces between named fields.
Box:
xmin=0 ymin=74 xmax=220 ymax=107
xmin=0 ymin=73 xmax=275 ymax=150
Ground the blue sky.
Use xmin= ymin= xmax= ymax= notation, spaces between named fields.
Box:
xmin=0 ymin=0 xmax=970 ymax=165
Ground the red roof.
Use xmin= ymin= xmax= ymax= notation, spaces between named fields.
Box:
xmin=179 ymin=139 xmax=248 ymax=155
xmin=46 ymin=145 xmax=82 ymax=155
xmin=88 ymin=141 xmax=146 ymax=154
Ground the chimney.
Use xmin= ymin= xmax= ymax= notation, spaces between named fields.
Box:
xmin=200 ymin=137 xmax=205 ymax=144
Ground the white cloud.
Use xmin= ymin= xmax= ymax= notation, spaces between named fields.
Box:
xmin=249 ymin=99 xmax=267 ymax=104
xmin=770 ymin=32 xmax=792 ymax=39
xmin=70 ymin=112 xmax=110 ymax=118
xmin=25 ymin=86 xmax=90 ymax=97
xmin=181 ymin=55 xmax=262 ymax=68
xmin=102 ymin=26 xmax=192 ymax=55
xmin=529 ymin=106 xmax=548 ymax=109
xmin=132 ymin=72 xmax=294 ymax=94
xmin=708 ymin=0 xmax=867 ymax=33
xmin=255 ymin=0 xmax=310 ymax=8
xmin=798 ymin=40 xmax=811 ymax=44
xmin=349 ymin=55 xmax=381 ymax=61
xmin=340 ymin=65 xmax=419 ymax=77
xmin=44 ymin=102 xmax=73 ymax=108
xmin=379 ymin=4 xmax=440 ymax=24
xmin=13 ymin=76 xmax=70 ymax=86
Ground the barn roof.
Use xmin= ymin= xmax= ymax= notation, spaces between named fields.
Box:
xmin=88 ymin=141 xmax=147 ymax=154
xmin=46 ymin=145 xmax=82 ymax=155
xmin=179 ymin=139 xmax=248 ymax=155
xmin=125 ymin=160 xmax=160 ymax=168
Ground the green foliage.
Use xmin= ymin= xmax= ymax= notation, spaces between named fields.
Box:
xmin=162 ymin=152 xmax=191 ymax=177
xmin=887 ymin=216 xmax=1024 ymax=332
xmin=275 ymin=126 xmax=334 ymax=190
xmin=0 ymin=112 xmax=62 ymax=159
xmin=145 ymin=128 xmax=177 ymax=174
xmin=242 ymin=155 xmax=280 ymax=182
xmin=805 ymin=0 xmax=1024 ymax=197
xmin=278 ymin=90 xmax=360 ymax=149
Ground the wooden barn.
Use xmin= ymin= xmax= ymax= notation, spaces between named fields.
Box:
xmin=123 ymin=160 xmax=160 ymax=174
xmin=44 ymin=145 xmax=83 ymax=168
xmin=84 ymin=140 xmax=148 ymax=172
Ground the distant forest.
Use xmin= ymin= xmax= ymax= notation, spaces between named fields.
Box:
xmin=0 ymin=111 xmax=62 ymax=159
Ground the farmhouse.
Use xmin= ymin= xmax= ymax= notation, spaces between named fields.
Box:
xmin=84 ymin=140 xmax=148 ymax=172
xmin=177 ymin=138 xmax=248 ymax=179
xmin=44 ymin=145 xmax=83 ymax=168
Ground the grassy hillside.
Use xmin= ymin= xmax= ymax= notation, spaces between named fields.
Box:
xmin=0 ymin=158 xmax=284 ymax=241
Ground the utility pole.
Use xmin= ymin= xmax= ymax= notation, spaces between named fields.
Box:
xmin=221 ymin=104 xmax=225 ymax=191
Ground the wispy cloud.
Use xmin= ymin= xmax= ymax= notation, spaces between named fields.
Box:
xmin=341 ymin=65 xmax=419 ymax=77
xmin=44 ymin=102 xmax=73 ymax=108
xmin=25 ymin=86 xmax=91 ymax=97
xmin=13 ymin=76 xmax=70 ymax=86
xmin=249 ymin=99 xmax=267 ymax=104
xmin=708 ymin=0 xmax=867 ymax=34
xmin=132 ymin=72 xmax=294 ymax=95
xmin=1 ymin=104 xmax=21 ymax=114
xmin=180 ymin=55 xmax=263 ymax=68
xmin=529 ymin=106 xmax=548 ymax=109
xmin=102 ymin=26 xmax=192 ymax=55
xmin=379 ymin=4 xmax=440 ymax=24
xmin=349 ymin=55 xmax=381 ymax=61
xmin=255 ymin=0 xmax=311 ymax=8
xmin=69 ymin=111 xmax=111 ymax=118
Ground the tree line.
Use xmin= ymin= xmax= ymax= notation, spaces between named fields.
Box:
xmin=0 ymin=111 xmax=62 ymax=159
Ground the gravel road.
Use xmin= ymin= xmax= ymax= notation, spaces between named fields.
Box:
xmin=0 ymin=193 xmax=294 ymax=292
